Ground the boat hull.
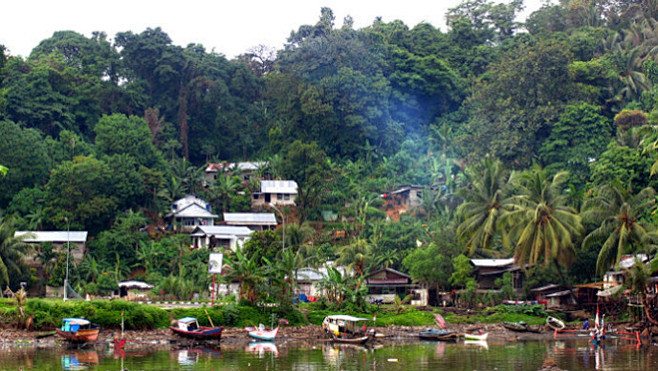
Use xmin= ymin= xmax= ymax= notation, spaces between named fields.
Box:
xmin=546 ymin=316 xmax=565 ymax=330
xmin=464 ymin=333 xmax=488 ymax=341
xmin=331 ymin=335 xmax=370 ymax=345
xmin=419 ymin=329 xmax=458 ymax=341
xmin=56 ymin=328 xmax=100 ymax=343
xmin=248 ymin=328 xmax=279 ymax=341
xmin=169 ymin=326 xmax=223 ymax=339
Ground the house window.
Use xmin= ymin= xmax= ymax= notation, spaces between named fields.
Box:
xmin=417 ymin=191 xmax=422 ymax=199
xmin=284 ymin=194 xmax=290 ymax=201
xmin=253 ymin=194 xmax=259 ymax=200
xmin=184 ymin=219 xmax=195 ymax=226
xmin=277 ymin=193 xmax=283 ymax=200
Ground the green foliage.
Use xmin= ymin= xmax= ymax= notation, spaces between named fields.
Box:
xmin=0 ymin=120 xmax=50 ymax=207
xmin=539 ymin=103 xmax=613 ymax=187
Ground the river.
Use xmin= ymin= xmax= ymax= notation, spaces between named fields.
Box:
xmin=0 ymin=338 xmax=656 ymax=370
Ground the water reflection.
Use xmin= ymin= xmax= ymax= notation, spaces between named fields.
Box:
xmin=464 ymin=339 xmax=489 ymax=350
xmin=60 ymin=350 xmax=99 ymax=370
xmin=1 ymin=338 xmax=656 ymax=370
xmin=246 ymin=341 xmax=279 ymax=357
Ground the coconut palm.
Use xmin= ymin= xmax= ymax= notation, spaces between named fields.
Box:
xmin=581 ymin=183 xmax=657 ymax=276
xmin=503 ymin=168 xmax=583 ymax=268
xmin=0 ymin=217 xmax=32 ymax=288
xmin=211 ymin=173 xmax=241 ymax=213
xmin=335 ymin=238 xmax=373 ymax=277
xmin=456 ymin=158 xmax=511 ymax=256
xmin=502 ymin=168 xmax=584 ymax=302
xmin=223 ymin=247 xmax=266 ymax=305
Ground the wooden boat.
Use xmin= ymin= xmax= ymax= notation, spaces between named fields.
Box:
xmin=169 ymin=317 xmax=223 ymax=340
xmin=245 ymin=324 xmax=280 ymax=341
xmin=546 ymin=316 xmax=566 ymax=330
xmin=502 ymin=321 xmax=529 ymax=332
xmin=464 ymin=332 xmax=488 ymax=341
xmin=56 ymin=318 xmax=100 ymax=343
xmin=419 ymin=328 xmax=458 ymax=341
xmin=322 ymin=315 xmax=373 ymax=345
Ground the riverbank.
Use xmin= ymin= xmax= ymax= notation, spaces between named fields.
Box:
xmin=0 ymin=322 xmax=558 ymax=348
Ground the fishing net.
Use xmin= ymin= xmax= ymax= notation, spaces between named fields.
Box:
xmin=64 ymin=280 xmax=82 ymax=300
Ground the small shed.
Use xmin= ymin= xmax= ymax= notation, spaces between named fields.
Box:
xmin=365 ymin=268 xmax=427 ymax=306
xmin=471 ymin=258 xmax=523 ymax=293
xmin=118 ymin=280 xmax=154 ymax=300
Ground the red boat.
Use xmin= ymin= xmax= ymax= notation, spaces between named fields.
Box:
xmin=169 ymin=317 xmax=223 ymax=339
xmin=56 ymin=318 xmax=101 ymax=343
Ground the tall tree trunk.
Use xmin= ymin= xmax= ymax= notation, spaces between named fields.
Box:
xmin=178 ymin=83 xmax=189 ymax=160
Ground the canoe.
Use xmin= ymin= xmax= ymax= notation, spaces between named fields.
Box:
xmin=434 ymin=313 xmax=447 ymax=329
xmin=170 ymin=317 xmax=223 ymax=340
xmin=502 ymin=322 xmax=528 ymax=332
xmin=419 ymin=329 xmax=458 ymax=341
xmin=245 ymin=325 xmax=279 ymax=341
xmin=546 ymin=316 xmax=565 ymax=330
xmin=56 ymin=318 xmax=100 ymax=344
xmin=464 ymin=332 xmax=488 ymax=341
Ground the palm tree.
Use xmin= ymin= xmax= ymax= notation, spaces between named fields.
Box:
xmin=265 ymin=249 xmax=304 ymax=303
xmin=625 ymin=257 xmax=658 ymax=326
xmin=502 ymin=168 xmax=584 ymax=297
xmin=211 ymin=173 xmax=241 ymax=213
xmin=223 ymin=247 xmax=266 ymax=305
xmin=316 ymin=265 xmax=348 ymax=303
xmin=581 ymin=183 xmax=657 ymax=276
xmin=0 ymin=217 xmax=31 ymax=288
xmin=456 ymin=158 xmax=511 ymax=256
xmin=335 ymin=238 xmax=373 ymax=277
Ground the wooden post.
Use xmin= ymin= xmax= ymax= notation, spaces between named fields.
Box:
xmin=211 ymin=273 xmax=216 ymax=306
xmin=205 ymin=309 xmax=214 ymax=328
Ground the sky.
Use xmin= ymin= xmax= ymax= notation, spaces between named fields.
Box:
xmin=2 ymin=0 xmax=547 ymax=59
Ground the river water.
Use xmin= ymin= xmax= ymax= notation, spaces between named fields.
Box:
xmin=1 ymin=338 xmax=656 ymax=370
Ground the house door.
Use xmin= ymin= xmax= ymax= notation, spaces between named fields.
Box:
xmin=265 ymin=194 xmax=271 ymax=203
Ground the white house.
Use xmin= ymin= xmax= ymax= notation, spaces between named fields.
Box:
xmin=14 ymin=231 xmax=88 ymax=264
xmin=222 ymin=212 xmax=277 ymax=231
xmin=165 ymin=195 xmax=218 ymax=232
xmin=252 ymin=180 xmax=298 ymax=207
xmin=190 ymin=225 xmax=253 ymax=251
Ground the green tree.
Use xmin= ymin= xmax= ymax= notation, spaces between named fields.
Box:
xmin=582 ymin=183 xmax=657 ymax=276
xmin=94 ymin=114 xmax=164 ymax=168
xmin=223 ymin=247 xmax=266 ymax=305
xmin=539 ymin=103 xmax=613 ymax=187
xmin=335 ymin=237 xmax=373 ymax=277
xmin=0 ymin=120 xmax=50 ymax=207
xmin=279 ymin=141 xmax=332 ymax=223
xmin=44 ymin=156 xmax=119 ymax=234
xmin=0 ymin=217 xmax=31 ymax=289
xmin=456 ymin=158 xmax=511 ymax=256
xmin=502 ymin=167 xmax=584 ymax=297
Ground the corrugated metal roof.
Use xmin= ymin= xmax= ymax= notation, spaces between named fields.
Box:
xmin=261 ymin=180 xmax=298 ymax=194
xmin=171 ymin=203 xmax=218 ymax=218
xmin=194 ymin=226 xmax=254 ymax=237
xmin=471 ymin=258 xmax=515 ymax=267
xmin=14 ymin=231 xmax=88 ymax=243
xmin=223 ymin=213 xmax=277 ymax=225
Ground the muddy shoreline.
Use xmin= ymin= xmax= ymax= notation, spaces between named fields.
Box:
xmin=0 ymin=323 xmax=559 ymax=348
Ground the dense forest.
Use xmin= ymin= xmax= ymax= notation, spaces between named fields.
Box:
xmin=2 ymin=0 xmax=658 ymax=310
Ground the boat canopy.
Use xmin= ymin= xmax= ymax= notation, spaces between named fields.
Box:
xmin=177 ymin=317 xmax=198 ymax=324
xmin=62 ymin=318 xmax=91 ymax=326
xmin=324 ymin=315 xmax=371 ymax=322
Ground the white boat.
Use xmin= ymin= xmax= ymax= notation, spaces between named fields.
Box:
xmin=546 ymin=316 xmax=566 ymax=330
xmin=464 ymin=332 xmax=488 ymax=341
xmin=245 ymin=324 xmax=280 ymax=341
